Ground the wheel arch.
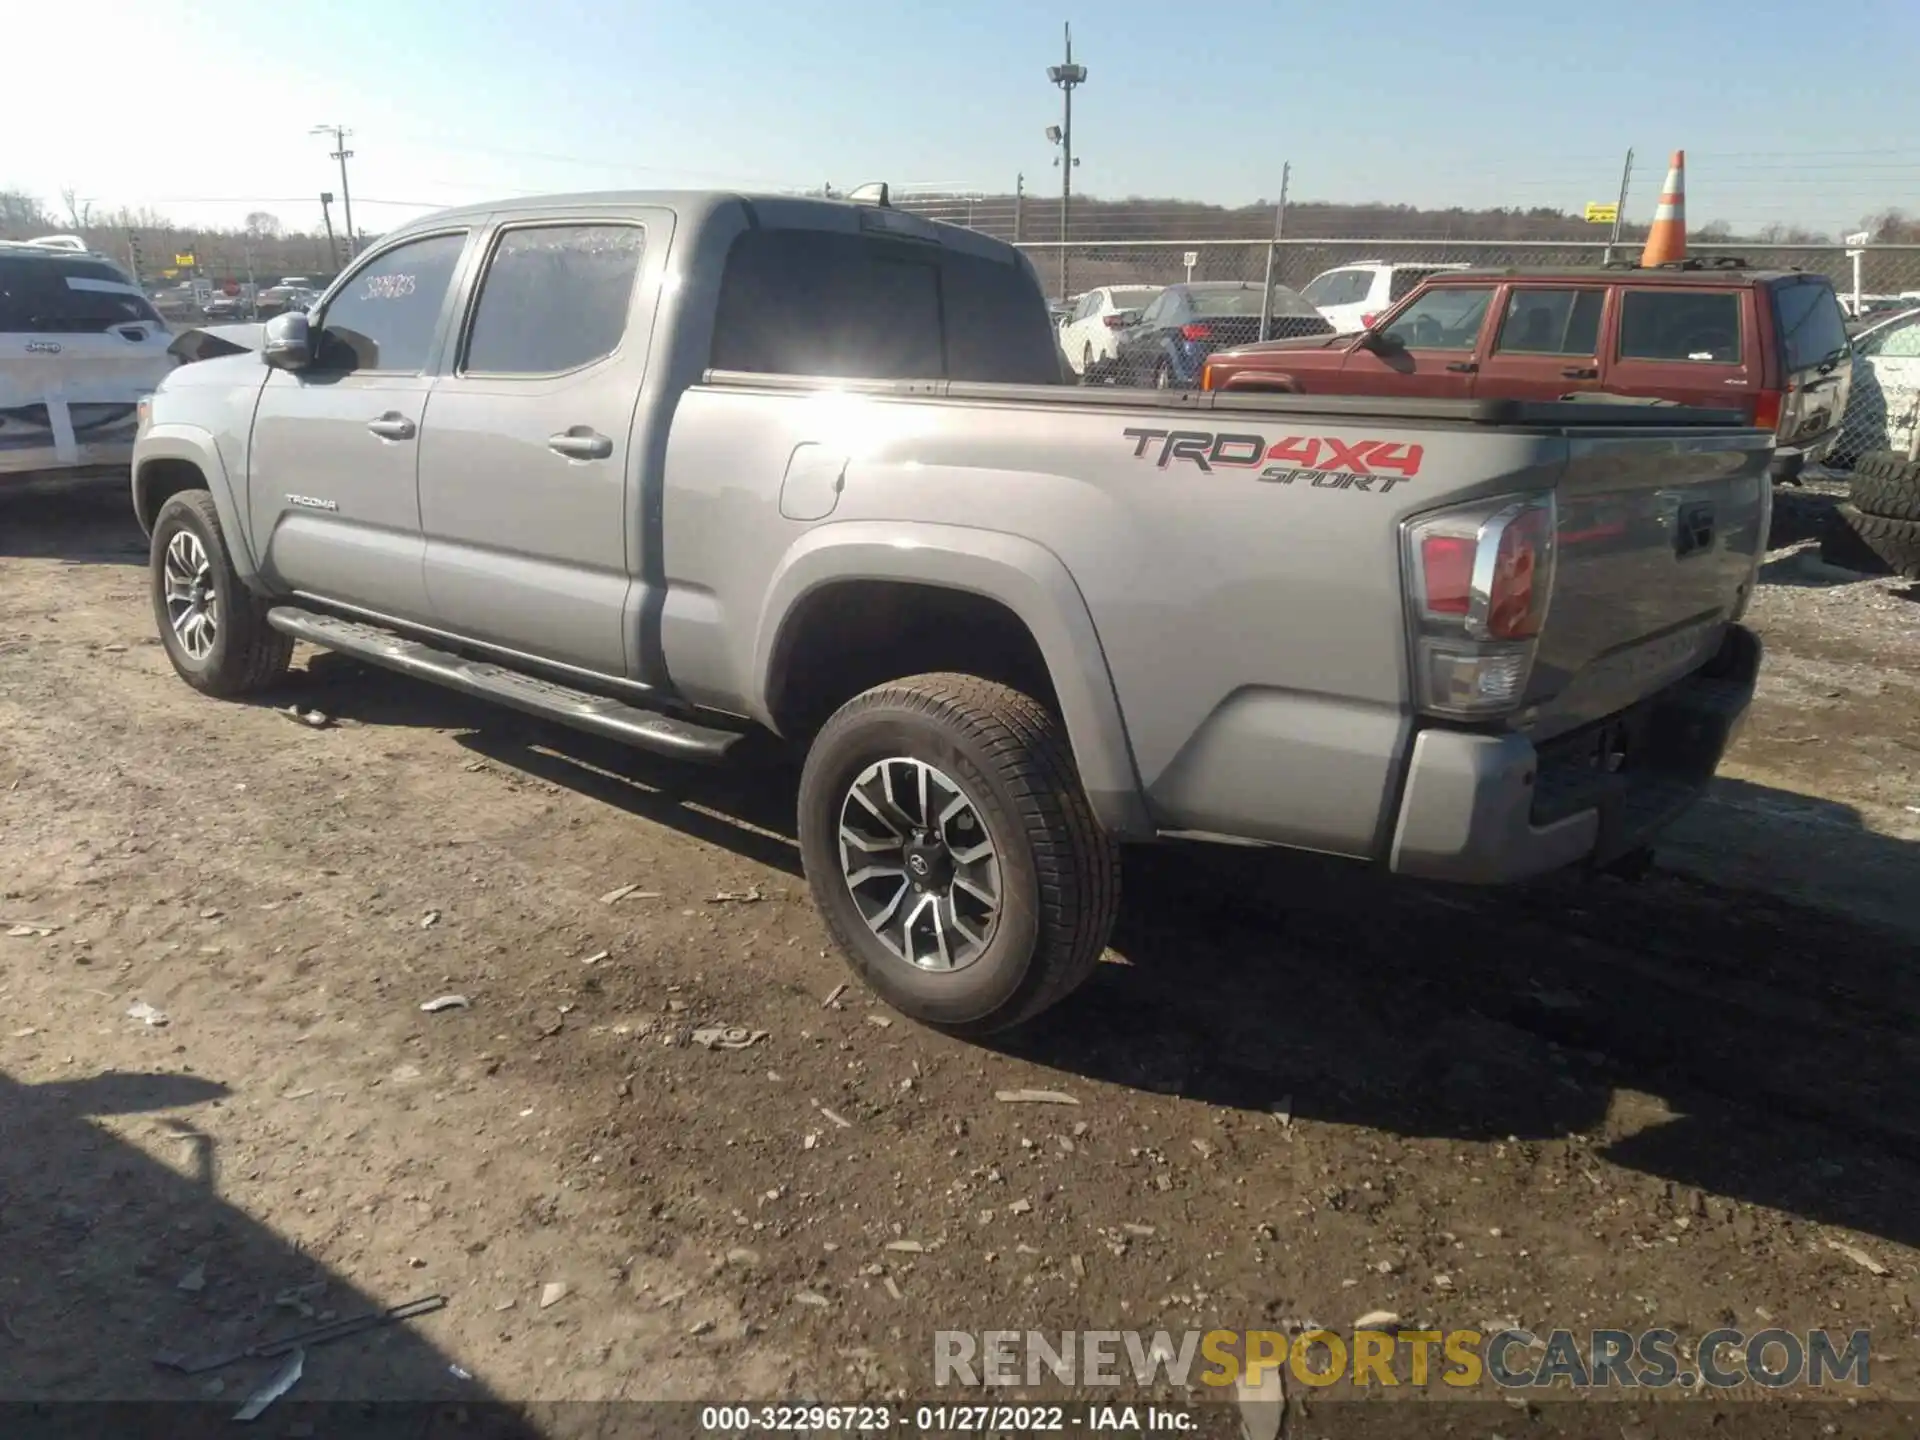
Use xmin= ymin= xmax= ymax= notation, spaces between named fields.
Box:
xmin=133 ymin=426 xmax=259 ymax=584
xmin=753 ymin=522 xmax=1153 ymax=840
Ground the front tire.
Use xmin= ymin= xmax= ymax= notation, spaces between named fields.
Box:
xmin=149 ymin=490 xmax=292 ymax=696
xmin=797 ymin=673 xmax=1121 ymax=1035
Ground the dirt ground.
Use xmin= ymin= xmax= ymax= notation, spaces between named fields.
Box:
xmin=2 ymin=476 xmax=1918 ymax=1434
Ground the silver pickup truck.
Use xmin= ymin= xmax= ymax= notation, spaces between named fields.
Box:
xmin=131 ymin=188 xmax=1770 ymax=1033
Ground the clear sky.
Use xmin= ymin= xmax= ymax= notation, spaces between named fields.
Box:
xmin=9 ymin=0 xmax=1917 ymax=238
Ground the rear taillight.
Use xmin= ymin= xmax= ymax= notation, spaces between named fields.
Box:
xmin=1402 ymin=494 xmax=1557 ymax=718
xmin=1751 ymin=388 xmax=1784 ymax=434
xmin=1418 ymin=535 xmax=1475 ymax=616
xmin=1103 ymin=314 xmax=1128 ymax=329
xmin=1180 ymin=323 xmax=1213 ymax=342
xmin=1361 ymin=313 xmax=1377 ymax=330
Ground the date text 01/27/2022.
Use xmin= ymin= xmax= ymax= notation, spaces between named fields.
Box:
xmin=696 ymin=1403 xmax=1195 ymax=1432
xmin=1122 ymin=427 xmax=1426 ymax=493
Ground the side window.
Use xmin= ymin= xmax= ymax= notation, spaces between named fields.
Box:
xmin=1306 ymin=270 xmax=1369 ymax=307
xmin=315 ymin=232 xmax=467 ymax=374
xmin=463 ymin=224 xmax=645 ymax=376
xmin=1859 ymin=317 xmax=1920 ymax=359
xmin=1494 ymin=289 xmax=1605 ymax=355
xmin=1381 ymin=286 xmax=1495 ymax=351
xmin=711 ymin=229 xmax=942 ymax=379
xmin=1771 ymin=280 xmax=1850 ymax=372
xmin=1618 ymin=290 xmax=1742 ymax=364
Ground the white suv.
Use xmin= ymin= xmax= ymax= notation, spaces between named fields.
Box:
xmin=1 ymin=238 xmax=176 ymax=479
xmin=1298 ymin=261 xmax=1471 ymax=335
xmin=1058 ymin=285 xmax=1163 ymax=377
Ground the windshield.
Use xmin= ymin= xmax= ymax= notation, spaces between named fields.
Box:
xmin=0 ymin=255 xmax=164 ymax=333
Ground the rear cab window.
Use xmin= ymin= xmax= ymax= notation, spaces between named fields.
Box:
xmin=710 ymin=227 xmax=1060 ymax=384
xmin=0 ymin=254 xmax=163 ymax=333
xmin=1617 ymin=289 xmax=1743 ymax=364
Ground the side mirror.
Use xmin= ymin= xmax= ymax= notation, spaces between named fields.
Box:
xmin=262 ymin=310 xmax=312 ymax=371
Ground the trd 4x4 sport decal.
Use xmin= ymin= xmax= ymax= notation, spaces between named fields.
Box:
xmin=1121 ymin=427 xmax=1424 ymax=493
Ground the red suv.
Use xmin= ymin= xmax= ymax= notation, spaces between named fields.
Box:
xmin=1200 ymin=261 xmax=1852 ymax=482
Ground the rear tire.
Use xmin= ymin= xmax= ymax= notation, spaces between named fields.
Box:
xmin=797 ymin=673 xmax=1120 ymax=1035
xmin=1821 ymin=502 xmax=1920 ymax=578
xmin=1850 ymin=451 xmax=1920 ymax=522
xmin=149 ymin=490 xmax=293 ymax=696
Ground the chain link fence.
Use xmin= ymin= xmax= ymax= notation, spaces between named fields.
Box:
xmin=972 ymin=233 xmax=1920 ymax=468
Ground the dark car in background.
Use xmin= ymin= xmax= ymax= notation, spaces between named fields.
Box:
xmin=1102 ymin=281 xmax=1331 ymax=387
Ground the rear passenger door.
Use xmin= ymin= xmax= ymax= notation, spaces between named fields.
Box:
xmin=418 ymin=215 xmax=660 ymax=677
xmin=1472 ymin=285 xmax=1609 ymax=400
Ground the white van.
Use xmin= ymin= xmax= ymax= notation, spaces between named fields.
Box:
xmin=1 ymin=238 xmax=177 ymax=479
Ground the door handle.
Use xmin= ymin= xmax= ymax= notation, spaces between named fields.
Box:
xmin=1561 ymin=366 xmax=1600 ymax=380
xmin=1445 ymin=361 xmax=1479 ymax=374
xmin=366 ymin=413 xmax=416 ymax=441
xmin=548 ymin=427 xmax=613 ymax=461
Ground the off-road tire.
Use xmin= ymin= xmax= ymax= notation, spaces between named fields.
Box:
xmin=797 ymin=673 xmax=1121 ymax=1035
xmin=1849 ymin=451 xmax=1920 ymax=523
xmin=1820 ymin=502 xmax=1920 ymax=578
xmin=149 ymin=490 xmax=293 ymax=696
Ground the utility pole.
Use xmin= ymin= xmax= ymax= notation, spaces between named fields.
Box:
xmin=319 ymin=192 xmax=339 ymax=271
xmin=1603 ymin=147 xmax=1633 ymax=264
xmin=1014 ymin=173 xmax=1025 ymax=244
xmin=1047 ymin=22 xmax=1087 ymax=303
xmin=312 ymin=125 xmax=356 ymax=261
xmin=1258 ymin=162 xmax=1291 ymax=341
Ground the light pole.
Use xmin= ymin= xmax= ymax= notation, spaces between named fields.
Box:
xmin=319 ymin=191 xmax=339 ymax=271
xmin=312 ymin=125 xmax=356 ymax=261
xmin=1047 ymin=22 xmax=1086 ymax=303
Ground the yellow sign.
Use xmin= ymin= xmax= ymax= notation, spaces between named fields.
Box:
xmin=1583 ymin=203 xmax=1618 ymax=225
xmin=174 ymin=252 xmax=197 ymax=267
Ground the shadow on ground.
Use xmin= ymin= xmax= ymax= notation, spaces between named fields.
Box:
xmin=275 ymin=650 xmax=1920 ymax=1253
xmin=37 ymin=484 xmax=1920 ymax=1255
xmin=0 ymin=477 xmax=148 ymax=567
xmin=0 ymin=1065 xmax=499 ymax=1423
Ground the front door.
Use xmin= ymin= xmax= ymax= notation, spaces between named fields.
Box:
xmin=1340 ymin=283 xmax=1495 ymax=398
xmin=418 ymin=218 xmax=658 ymax=678
xmin=1472 ymin=285 xmax=1610 ymax=400
xmin=247 ymin=229 xmax=471 ymax=624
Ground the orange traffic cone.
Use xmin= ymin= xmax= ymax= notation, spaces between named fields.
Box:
xmin=1639 ymin=150 xmax=1687 ymax=267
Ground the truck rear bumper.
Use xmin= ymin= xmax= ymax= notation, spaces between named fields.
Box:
xmin=1389 ymin=624 xmax=1761 ymax=884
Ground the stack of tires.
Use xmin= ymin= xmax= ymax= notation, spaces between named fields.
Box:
xmin=1824 ymin=452 xmax=1920 ymax=578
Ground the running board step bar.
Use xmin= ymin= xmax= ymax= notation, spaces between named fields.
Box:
xmin=265 ymin=606 xmax=747 ymax=763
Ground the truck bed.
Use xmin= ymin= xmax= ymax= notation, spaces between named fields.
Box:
xmin=660 ymin=374 xmax=1771 ymax=859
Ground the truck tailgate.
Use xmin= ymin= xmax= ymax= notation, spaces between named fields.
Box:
xmin=1524 ymin=427 xmax=1771 ymax=738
